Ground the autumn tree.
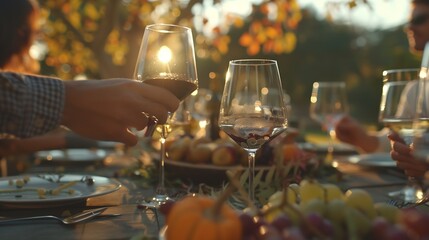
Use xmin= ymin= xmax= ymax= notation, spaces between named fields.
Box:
xmin=38 ymin=0 xmax=301 ymax=82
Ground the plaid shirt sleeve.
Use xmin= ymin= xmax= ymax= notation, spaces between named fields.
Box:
xmin=0 ymin=72 xmax=65 ymax=139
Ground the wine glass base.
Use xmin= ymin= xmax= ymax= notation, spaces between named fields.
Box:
xmin=137 ymin=194 xmax=171 ymax=209
xmin=388 ymin=185 xmax=424 ymax=204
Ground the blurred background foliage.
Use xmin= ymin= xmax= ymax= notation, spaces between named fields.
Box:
xmin=35 ymin=0 xmax=420 ymax=131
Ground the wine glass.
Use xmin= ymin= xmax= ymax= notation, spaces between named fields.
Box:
xmin=414 ymin=67 xmax=429 ymax=158
xmin=379 ymin=68 xmax=423 ymax=203
xmin=309 ymin=82 xmax=349 ymax=165
xmin=218 ymin=59 xmax=288 ymax=202
xmin=134 ymin=24 xmax=198 ymax=206
xmin=186 ymin=89 xmax=213 ymax=138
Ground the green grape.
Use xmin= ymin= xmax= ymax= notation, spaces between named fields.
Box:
xmin=299 ymin=179 xmax=324 ymax=204
xmin=346 ymin=207 xmax=372 ymax=239
xmin=268 ymin=188 xmax=297 ymax=207
xmin=344 ymin=188 xmax=376 ymax=219
xmin=325 ymin=199 xmax=347 ymax=224
xmin=322 ymin=183 xmax=344 ymax=202
xmin=373 ymin=202 xmax=399 ymax=224
xmin=299 ymin=198 xmax=326 ymax=216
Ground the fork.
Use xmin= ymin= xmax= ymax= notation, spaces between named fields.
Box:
xmin=388 ymin=195 xmax=429 ymax=208
xmin=0 ymin=207 xmax=108 ymax=225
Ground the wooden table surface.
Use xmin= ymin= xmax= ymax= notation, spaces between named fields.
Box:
xmin=0 ymin=147 xmax=427 ymax=240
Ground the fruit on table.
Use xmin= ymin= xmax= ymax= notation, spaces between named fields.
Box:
xmin=166 ymin=136 xmax=247 ymax=166
xmin=299 ymin=179 xmax=324 ymax=204
xmin=373 ymin=202 xmax=399 ymax=224
xmin=160 ymin=179 xmax=429 ymax=240
xmin=165 ymin=196 xmax=242 ymax=240
xmin=167 ymin=136 xmax=191 ymax=161
xmin=344 ymin=188 xmax=376 ymax=219
xmin=322 ymin=183 xmax=344 ymax=202
xmin=397 ymin=208 xmax=429 ymax=238
xmin=212 ymin=145 xmax=237 ymax=166
xmin=188 ymin=142 xmax=216 ymax=164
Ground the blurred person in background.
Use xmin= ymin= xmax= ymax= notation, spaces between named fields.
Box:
xmin=0 ymin=0 xmax=179 ymax=161
xmin=0 ymin=0 xmax=97 ymax=159
xmin=335 ymin=0 xmax=429 ymax=176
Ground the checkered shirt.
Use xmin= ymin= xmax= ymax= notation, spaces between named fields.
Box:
xmin=0 ymin=72 xmax=64 ymax=139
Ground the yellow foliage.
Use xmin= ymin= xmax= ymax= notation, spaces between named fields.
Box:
xmin=250 ymin=21 xmax=263 ymax=33
xmin=283 ymin=32 xmax=297 ymax=53
xmin=256 ymin=31 xmax=267 ymax=43
xmin=248 ymin=42 xmax=260 ymax=56
xmin=69 ymin=12 xmax=81 ymax=28
xmin=54 ymin=21 xmax=67 ymax=33
xmin=216 ymin=36 xmax=230 ymax=55
xmin=59 ymin=53 xmax=69 ymax=64
xmin=84 ymin=3 xmax=100 ymax=20
xmin=273 ymin=40 xmax=284 ymax=55
xmin=265 ymin=27 xmax=279 ymax=39
xmin=233 ymin=17 xmax=244 ymax=28
xmin=239 ymin=33 xmax=253 ymax=47
xmin=348 ymin=0 xmax=357 ymax=9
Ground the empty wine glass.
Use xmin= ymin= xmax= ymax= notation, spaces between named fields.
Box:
xmin=218 ymin=59 xmax=288 ymax=203
xmin=309 ymin=82 xmax=349 ymax=165
xmin=379 ymin=68 xmax=423 ymax=203
xmin=186 ymin=89 xmax=213 ymax=138
xmin=134 ymin=24 xmax=198 ymax=207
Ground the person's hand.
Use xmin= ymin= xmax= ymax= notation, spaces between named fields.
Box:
xmin=62 ymin=79 xmax=180 ymax=146
xmin=334 ymin=115 xmax=379 ymax=153
xmin=388 ymin=131 xmax=429 ymax=177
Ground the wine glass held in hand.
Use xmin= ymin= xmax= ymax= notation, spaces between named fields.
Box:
xmin=379 ymin=68 xmax=423 ymax=203
xmin=218 ymin=59 xmax=288 ymax=203
xmin=309 ymin=82 xmax=349 ymax=165
xmin=134 ymin=24 xmax=198 ymax=207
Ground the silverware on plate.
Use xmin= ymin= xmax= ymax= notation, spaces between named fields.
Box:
xmin=0 ymin=207 xmax=115 ymax=225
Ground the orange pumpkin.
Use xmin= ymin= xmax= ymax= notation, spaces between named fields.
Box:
xmin=165 ymin=196 xmax=242 ymax=240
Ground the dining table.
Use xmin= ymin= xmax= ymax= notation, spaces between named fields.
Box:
xmin=0 ymin=138 xmax=427 ymax=240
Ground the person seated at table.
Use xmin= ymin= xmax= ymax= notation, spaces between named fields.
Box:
xmin=0 ymin=0 xmax=176 ymax=156
xmin=335 ymin=0 xmax=429 ymax=156
xmin=0 ymin=0 xmax=95 ymax=156
xmin=0 ymin=2 xmax=179 ymax=145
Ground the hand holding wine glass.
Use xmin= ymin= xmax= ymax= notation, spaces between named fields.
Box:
xmin=379 ymin=68 xmax=423 ymax=203
xmin=218 ymin=59 xmax=288 ymax=203
xmin=134 ymin=24 xmax=198 ymax=206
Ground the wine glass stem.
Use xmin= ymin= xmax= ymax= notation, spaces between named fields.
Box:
xmin=156 ymin=125 xmax=167 ymax=196
xmin=325 ymin=130 xmax=335 ymax=165
xmin=247 ymin=151 xmax=256 ymax=202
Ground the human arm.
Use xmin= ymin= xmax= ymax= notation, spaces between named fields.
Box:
xmin=0 ymin=72 xmax=64 ymax=139
xmin=61 ymin=78 xmax=179 ymax=145
xmin=388 ymin=132 xmax=429 ymax=177
xmin=334 ymin=115 xmax=381 ymax=153
xmin=0 ymin=72 xmax=180 ymax=146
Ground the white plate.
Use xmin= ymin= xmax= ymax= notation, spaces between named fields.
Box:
xmin=0 ymin=174 xmax=121 ymax=208
xmin=346 ymin=153 xmax=396 ymax=168
xmin=299 ymin=142 xmax=358 ymax=154
xmin=36 ymin=149 xmax=108 ymax=164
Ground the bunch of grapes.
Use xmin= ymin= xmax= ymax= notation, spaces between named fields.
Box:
xmin=158 ymin=179 xmax=429 ymax=240
xmin=239 ymin=210 xmax=335 ymax=240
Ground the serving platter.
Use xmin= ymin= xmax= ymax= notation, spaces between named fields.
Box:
xmin=164 ymin=160 xmax=271 ymax=186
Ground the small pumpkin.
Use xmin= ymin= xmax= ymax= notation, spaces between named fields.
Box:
xmin=165 ymin=195 xmax=242 ymax=240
